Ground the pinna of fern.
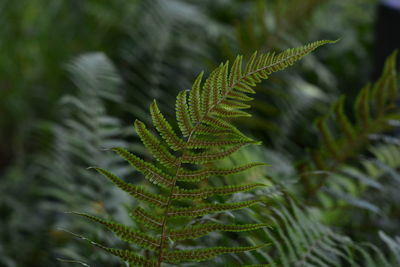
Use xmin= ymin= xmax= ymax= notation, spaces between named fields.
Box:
xmin=71 ymin=40 xmax=334 ymax=266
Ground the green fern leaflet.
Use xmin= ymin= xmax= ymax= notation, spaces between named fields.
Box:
xmin=74 ymin=40 xmax=334 ymax=266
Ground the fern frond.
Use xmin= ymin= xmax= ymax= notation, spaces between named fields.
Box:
xmin=112 ymin=147 xmax=173 ymax=188
xmin=186 ymin=137 xmax=259 ymax=149
xmin=176 ymin=163 xmax=266 ymax=182
xmin=167 ymin=200 xmax=260 ymax=218
xmin=181 ymin=144 xmax=247 ymax=163
xmin=130 ymin=207 xmax=162 ymax=230
xmin=150 ymin=101 xmax=185 ymax=150
xmin=261 ymin=202 xmax=356 ymax=267
xmin=378 ymin=231 xmax=400 ymax=264
xmin=239 ymin=40 xmax=335 ymax=84
xmin=211 ymin=106 xmax=251 ymax=118
xmin=219 ymin=61 xmax=230 ymax=96
xmin=372 ymin=51 xmax=398 ymax=115
xmin=75 ymin=41 xmax=332 ymax=265
xmin=94 ymin=168 xmax=167 ymax=207
xmin=228 ymin=90 xmax=254 ymax=101
xmin=193 ymin=124 xmax=236 ymax=136
xmin=354 ymin=84 xmax=371 ymax=127
xmin=68 ymin=232 xmax=156 ymax=266
xmin=188 ymin=71 xmax=204 ymax=124
xmin=202 ymin=115 xmax=239 ymax=131
xmin=134 ymin=120 xmax=177 ymax=167
xmin=221 ymin=99 xmax=251 ymax=110
xmin=229 ymin=55 xmax=243 ymax=87
xmin=202 ymin=64 xmax=222 ymax=112
xmin=235 ymin=81 xmax=256 ymax=94
xmin=333 ymin=96 xmax=355 ymax=139
xmin=98 ymin=246 xmax=157 ymax=267
xmin=259 ymin=201 xmax=400 ymax=266
xmin=176 ymin=90 xmax=193 ymax=137
xmin=169 ymin=223 xmax=269 ymax=241
xmin=70 ymin=213 xmax=160 ymax=251
xmin=163 ymin=245 xmax=265 ymax=263
xmin=302 ymin=51 xmax=399 ymax=197
xmin=172 ymin=184 xmax=266 ymax=200
xmin=315 ymin=116 xmax=340 ymax=159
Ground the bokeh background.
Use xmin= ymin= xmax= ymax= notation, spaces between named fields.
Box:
xmin=1 ymin=0 xmax=399 ymax=266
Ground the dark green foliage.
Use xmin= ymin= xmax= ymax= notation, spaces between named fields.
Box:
xmin=322 ymin=142 xmax=400 ymax=244
xmin=74 ymin=41 xmax=333 ymax=266
xmin=258 ymin=202 xmax=400 ymax=266
xmin=163 ymin=245 xmax=265 ymax=263
xmin=3 ymin=1 xmax=395 ymax=266
xmin=168 ymin=223 xmax=269 ymax=241
xmin=302 ymin=52 xmax=399 ymax=196
xmin=264 ymin=202 xmax=357 ymax=266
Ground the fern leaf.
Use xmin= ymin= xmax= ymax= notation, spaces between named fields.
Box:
xmin=186 ymin=137 xmax=259 ymax=149
xmin=354 ymin=84 xmax=371 ymax=127
xmin=234 ymin=82 xmax=256 ymax=94
xmin=193 ymin=124 xmax=235 ymax=136
xmin=169 ymin=223 xmax=269 ymax=241
xmin=172 ymin=184 xmax=265 ymax=200
xmin=176 ymin=90 xmax=193 ymax=137
xmin=150 ymin=101 xmax=185 ymax=150
xmin=130 ymin=207 xmax=162 ymax=230
xmin=221 ymin=99 xmax=251 ymax=110
xmin=315 ymin=116 xmax=339 ymax=159
xmin=181 ymin=144 xmax=247 ymax=163
xmin=386 ymin=51 xmax=398 ymax=102
xmin=229 ymin=55 xmax=243 ymax=87
xmin=70 ymin=213 xmax=160 ymax=251
xmin=239 ymin=40 xmax=336 ymax=85
xmin=77 ymin=41 xmax=333 ymax=266
xmin=373 ymin=51 xmax=398 ymax=114
xmin=245 ymin=51 xmax=258 ymax=74
xmin=112 ymin=147 xmax=173 ymax=188
xmin=219 ymin=61 xmax=230 ymax=96
xmin=97 ymin=245 xmax=157 ymax=267
xmin=227 ymin=90 xmax=254 ymax=102
xmin=163 ymin=245 xmax=265 ymax=263
xmin=211 ymin=106 xmax=251 ymax=118
xmin=202 ymin=115 xmax=238 ymax=131
xmin=189 ymin=71 xmax=204 ymax=124
xmin=202 ymin=64 xmax=222 ymax=112
xmin=333 ymin=96 xmax=355 ymax=139
xmin=134 ymin=120 xmax=177 ymax=167
xmin=72 ymin=232 xmax=156 ymax=267
xmin=304 ymin=51 xmax=399 ymax=195
xmin=212 ymin=63 xmax=225 ymax=105
xmin=167 ymin=200 xmax=260 ymax=218
xmin=94 ymin=168 xmax=167 ymax=207
xmin=259 ymin=202 xmax=390 ymax=267
xmin=176 ymin=162 xmax=266 ymax=182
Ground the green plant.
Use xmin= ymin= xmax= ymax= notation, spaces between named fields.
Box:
xmin=40 ymin=53 xmax=134 ymax=264
xmin=300 ymin=51 xmax=399 ymax=198
xmin=258 ymin=201 xmax=400 ymax=266
xmin=71 ymin=40 xmax=334 ymax=266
